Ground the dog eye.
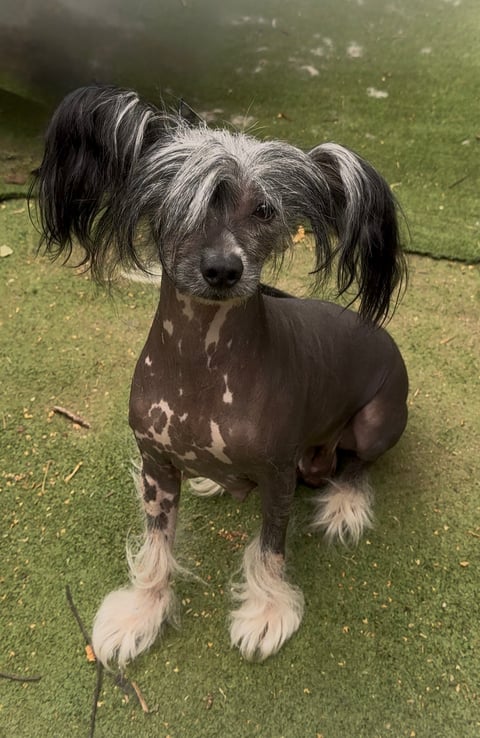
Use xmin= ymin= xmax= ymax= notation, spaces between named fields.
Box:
xmin=252 ymin=203 xmax=275 ymax=222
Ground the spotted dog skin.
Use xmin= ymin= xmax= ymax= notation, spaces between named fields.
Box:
xmin=33 ymin=84 xmax=408 ymax=666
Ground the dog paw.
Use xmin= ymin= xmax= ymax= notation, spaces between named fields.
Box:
xmin=311 ymin=480 xmax=374 ymax=545
xmin=230 ymin=582 xmax=304 ymax=660
xmin=188 ymin=477 xmax=224 ymax=497
xmin=92 ymin=585 xmax=177 ymax=668
xmin=230 ymin=540 xmax=304 ymax=660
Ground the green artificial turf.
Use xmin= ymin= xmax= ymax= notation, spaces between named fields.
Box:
xmin=1 ymin=202 xmax=479 ymax=738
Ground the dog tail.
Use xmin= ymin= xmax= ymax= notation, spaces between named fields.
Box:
xmin=309 ymin=143 xmax=406 ymax=324
xmin=30 ymin=84 xmax=169 ymax=280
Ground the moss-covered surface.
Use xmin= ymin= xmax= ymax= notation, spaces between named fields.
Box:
xmin=1 ymin=202 xmax=479 ymax=737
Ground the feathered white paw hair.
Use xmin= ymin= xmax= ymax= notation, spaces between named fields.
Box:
xmin=311 ymin=479 xmax=374 ymax=546
xmin=230 ymin=537 xmax=304 ymax=660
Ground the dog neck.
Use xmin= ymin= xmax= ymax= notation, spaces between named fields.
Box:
xmin=154 ymin=274 xmax=268 ymax=365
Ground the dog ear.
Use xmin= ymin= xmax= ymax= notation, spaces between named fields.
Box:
xmin=31 ymin=84 xmax=165 ymax=279
xmin=308 ymin=143 xmax=406 ymax=324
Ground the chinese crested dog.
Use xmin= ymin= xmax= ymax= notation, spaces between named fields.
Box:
xmin=34 ymin=85 xmax=408 ymax=666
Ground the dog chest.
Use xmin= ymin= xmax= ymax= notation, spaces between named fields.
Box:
xmin=129 ymin=314 xmax=263 ymax=476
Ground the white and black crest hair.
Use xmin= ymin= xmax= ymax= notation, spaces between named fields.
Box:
xmin=32 ymin=84 xmax=405 ymax=322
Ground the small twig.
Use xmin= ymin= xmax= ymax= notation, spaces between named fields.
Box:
xmin=65 ymin=587 xmax=105 ymax=738
xmin=89 ymin=660 xmax=104 ymax=738
xmin=64 ymin=461 xmax=83 ymax=483
xmin=66 ymin=585 xmax=91 ymax=646
xmin=218 ymin=686 xmax=227 ymax=700
xmin=65 ymin=586 xmax=150 ymax=734
xmin=131 ymin=681 xmax=150 ymax=713
xmin=0 ymin=671 xmax=42 ymax=683
xmin=439 ymin=335 xmax=456 ymax=345
xmin=114 ymin=673 xmax=151 ymax=711
xmin=41 ymin=460 xmax=52 ymax=493
xmin=53 ymin=405 xmax=91 ymax=428
xmin=448 ymin=174 xmax=469 ymax=189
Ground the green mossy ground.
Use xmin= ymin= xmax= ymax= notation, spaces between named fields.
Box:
xmin=1 ymin=1 xmax=479 ymax=736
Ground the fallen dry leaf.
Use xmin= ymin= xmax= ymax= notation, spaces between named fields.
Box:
xmin=4 ymin=172 xmax=27 ymax=185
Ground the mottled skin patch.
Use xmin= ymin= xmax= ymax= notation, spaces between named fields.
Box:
xmin=204 ymin=303 xmax=232 ymax=353
xmin=136 ymin=458 xmax=181 ymax=537
xmin=223 ymin=375 xmax=233 ymax=404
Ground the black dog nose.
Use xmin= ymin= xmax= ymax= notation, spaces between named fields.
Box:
xmin=201 ymin=252 xmax=244 ymax=289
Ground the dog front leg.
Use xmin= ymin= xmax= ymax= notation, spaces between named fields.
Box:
xmin=92 ymin=457 xmax=181 ymax=668
xmin=230 ymin=471 xmax=304 ymax=661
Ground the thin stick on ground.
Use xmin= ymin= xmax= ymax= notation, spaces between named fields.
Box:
xmin=53 ymin=405 xmax=91 ymax=428
xmin=131 ymin=681 xmax=150 ymax=713
xmin=64 ymin=461 xmax=83 ymax=483
xmin=65 ymin=585 xmax=91 ymax=646
xmin=65 ymin=585 xmax=150 ymax=735
xmin=0 ymin=671 xmax=42 ymax=683
xmin=89 ymin=661 xmax=104 ymax=738
xmin=114 ymin=673 xmax=150 ymax=711
xmin=66 ymin=586 xmax=104 ymax=738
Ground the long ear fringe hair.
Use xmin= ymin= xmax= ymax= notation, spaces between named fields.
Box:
xmin=30 ymin=83 xmax=406 ymax=324
xmin=29 ymin=84 xmax=175 ymax=280
xmin=308 ymin=143 xmax=406 ymax=323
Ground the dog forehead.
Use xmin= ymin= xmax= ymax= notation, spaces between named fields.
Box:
xmin=154 ymin=124 xmax=321 ymax=240
xmin=170 ymin=125 xmax=306 ymax=178
xmin=173 ymin=125 xmax=259 ymax=158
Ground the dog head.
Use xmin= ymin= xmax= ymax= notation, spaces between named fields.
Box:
xmin=146 ymin=125 xmax=335 ymax=303
xmin=33 ymin=84 xmax=405 ymax=322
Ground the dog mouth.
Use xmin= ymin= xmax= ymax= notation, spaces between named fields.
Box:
xmin=189 ymin=280 xmax=257 ymax=303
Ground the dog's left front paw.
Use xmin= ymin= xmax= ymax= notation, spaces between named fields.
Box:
xmin=229 ymin=541 xmax=304 ymax=660
xmin=230 ymin=587 xmax=304 ymax=660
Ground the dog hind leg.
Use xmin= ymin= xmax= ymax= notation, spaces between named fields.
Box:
xmin=310 ymin=453 xmax=374 ymax=545
xmin=311 ymin=371 xmax=408 ymax=545
xmin=92 ymin=459 xmax=181 ymax=668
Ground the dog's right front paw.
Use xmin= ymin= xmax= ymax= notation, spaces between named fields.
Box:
xmin=92 ymin=586 xmax=176 ymax=668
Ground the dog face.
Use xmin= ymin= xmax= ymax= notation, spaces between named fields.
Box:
xmin=140 ymin=127 xmax=329 ymax=303
xmin=168 ymin=192 xmax=281 ymax=302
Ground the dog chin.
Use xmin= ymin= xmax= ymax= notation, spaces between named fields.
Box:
xmin=182 ymin=283 xmax=257 ymax=304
